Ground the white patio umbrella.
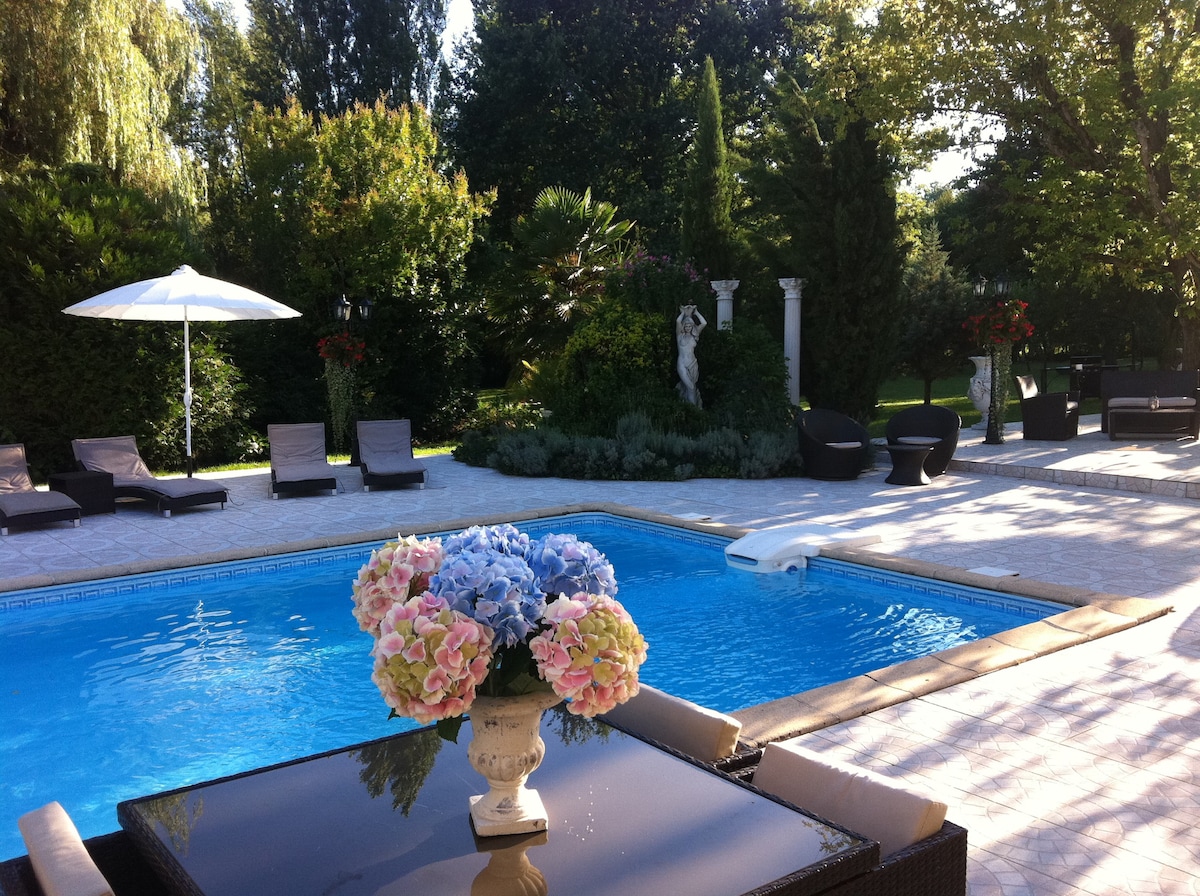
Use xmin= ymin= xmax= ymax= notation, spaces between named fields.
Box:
xmin=63 ymin=265 xmax=302 ymax=475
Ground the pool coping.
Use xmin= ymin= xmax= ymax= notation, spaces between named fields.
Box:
xmin=0 ymin=501 xmax=1171 ymax=750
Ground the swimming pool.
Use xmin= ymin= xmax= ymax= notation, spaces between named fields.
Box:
xmin=0 ymin=513 xmax=1059 ymax=859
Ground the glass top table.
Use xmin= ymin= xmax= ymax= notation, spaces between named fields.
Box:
xmin=118 ymin=708 xmax=876 ymax=896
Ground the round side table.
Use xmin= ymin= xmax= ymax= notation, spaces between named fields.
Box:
xmin=884 ymin=444 xmax=933 ymax=486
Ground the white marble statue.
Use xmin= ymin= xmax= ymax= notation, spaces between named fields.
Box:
xmin=676 ymin=305 xmax=707 ymax=407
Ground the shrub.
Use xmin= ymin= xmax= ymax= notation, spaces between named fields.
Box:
xmin=480 ymin=414 xmax=798 ymax=481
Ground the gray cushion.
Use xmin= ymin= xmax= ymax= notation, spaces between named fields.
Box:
xmin=72 ymin=436 xmax=155 ymax=479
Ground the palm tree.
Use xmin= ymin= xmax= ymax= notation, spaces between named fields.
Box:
xmin=493 ymin=186 xmax=635 ymax=363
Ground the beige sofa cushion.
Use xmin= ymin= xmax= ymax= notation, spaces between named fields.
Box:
xmin=754 ymin=741 xmax=947 ymax=858
xmin=18 ymin=802 xmax=114 ymax=896
xmin=600 ymin=684 xmax=742 ymax=762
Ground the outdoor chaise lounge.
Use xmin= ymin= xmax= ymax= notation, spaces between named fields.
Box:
xmin=72 ymin=436 xmax=228 ymax=517
xmin=797 ymin=409 xmax=870 ymax=480
xmin=750 ymin=740 xmax=968 ymax=896
xmin=0 ymin=444 xmax=81 ymax=536
xmin=268 ymin=423 xmax=339 ymax=497
xmin=885 ymin=404 xmax=961 ymax=477
xmin=357 ymin=419 xmax=427 ymax=491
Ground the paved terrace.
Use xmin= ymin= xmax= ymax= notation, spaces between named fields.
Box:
xmin=2 ymin=416 xmax=1198 ymax=895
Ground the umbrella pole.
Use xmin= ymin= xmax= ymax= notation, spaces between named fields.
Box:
xmin=184 ymin=314 xmax=194 ymax=477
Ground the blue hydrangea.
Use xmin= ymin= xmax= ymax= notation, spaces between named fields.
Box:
xmin=440 ymin=524 xmax=531 ymax=558
xmin=528 ymin=533 xmax=618 ymax=598
xmin=431 ymin=548 xmax=546 ymax=648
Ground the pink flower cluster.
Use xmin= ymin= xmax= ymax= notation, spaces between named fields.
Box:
xmin=352 ymin=535 xmax=444 ymax=636
xmin=372 ymin=592 xmax=493 ymax=724
xmin=530 ymin=593 xmax=648 ymax=717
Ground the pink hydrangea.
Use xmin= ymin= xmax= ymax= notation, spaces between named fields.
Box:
xmin=371 ymin=592 xmax=493 ymax=724
xmin=352 ymin=535 xmax=444 ymax=635
xmin=529 ymin=592 xmax=648 ymax=716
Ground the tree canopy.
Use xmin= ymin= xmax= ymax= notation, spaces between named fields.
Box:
xmin=889 ymin=0 xmax=1200 ymax=366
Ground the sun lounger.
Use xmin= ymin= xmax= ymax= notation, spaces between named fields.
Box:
xmin=357 ymin=419 xmax=427 ymax=491
xmin=71 ymin=437 xmax=228 ymax=517
xmin=268 ymin=423 xmax=339 ymax=497
xmin=0 ymin=444 xmax=81 ymax=536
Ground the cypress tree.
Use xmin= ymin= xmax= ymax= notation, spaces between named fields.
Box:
xmin=680 ymin=56 xmax=737 ymax=280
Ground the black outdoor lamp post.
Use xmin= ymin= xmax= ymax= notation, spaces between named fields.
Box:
xmin=976 ymin=274 xmax=1014 ymax=445
xmin=334 ymin=294 xmax=373 ymax=329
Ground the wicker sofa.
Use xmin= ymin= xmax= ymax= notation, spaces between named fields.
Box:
xmin=0 ymin=829 xmax=168 ymax=896
xmin=746 ymin=741 xmax=968 ymax=896
xmin=1100 ymin=370 xmax=1200 ymax=440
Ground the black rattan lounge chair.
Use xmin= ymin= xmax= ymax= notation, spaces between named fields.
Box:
xmin=71 ymin=436 xmax=228 ymax=516
xmin=885 ymin=404 xmax=961 ymax=477
xmin=797 ymin=409 xmax=870 ymax=480
xmin=0 ymin=444 xmax=81 ymax=536
xmin=1015 ymin=375 xmax=1079 ymax=441
xmin=268 ymin=423 xmax=339 ymax=497
xmin=357 ymin=419 xmax=427 ymax=491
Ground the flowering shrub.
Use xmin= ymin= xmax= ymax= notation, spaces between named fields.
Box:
xmin=318 ymin=332 xmax=366 ymax=368
xmin=963 ymin=298 xmax=1035 ymax=346
xmin=353 ymin=525 xmax=648 ymax=735
xmin=606 ymin=251 xmax=710 ymax=318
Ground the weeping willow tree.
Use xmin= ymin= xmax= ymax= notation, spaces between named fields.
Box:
xmin=0 ymin=0 xmax=201 ymax=205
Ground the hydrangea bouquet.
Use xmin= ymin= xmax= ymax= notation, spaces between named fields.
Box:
xmin=353 ymin=524 xmax=648 ymax=741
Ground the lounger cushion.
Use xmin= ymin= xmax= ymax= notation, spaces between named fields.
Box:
xmin=754 ymin=741 xmax=948 ymax=858
xmin=358 ymin=420 xmax=427 ymax=478
xmin=18 ymin=802 xmax=114 ymax=896
xmin=600 ymin=684 xmax=742 ymax=762
xmin=130 ymin=478 xmax=226 ymax=500
xmin=361 ymin=456 xmax=426 ymax=476
xmin=0 ymin=450 xmax=37 ymax=493
xmin=74 ymin=436 xmax=155 ymax=481
xmin=274 ymin=462 xmax=340 ymax=481
xmin=0 ymin=491 xmax=81 ymax=515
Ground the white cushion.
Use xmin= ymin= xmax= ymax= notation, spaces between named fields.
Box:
xmin=825 ymin=441 xmax=863 ymax=449
xmin=1107 ymin=397 xmax=1151 ymax=408
xmin=18 ymin=802 xmax=114 ymax=896
xmin=1157 ymin=396 xmax=1196 ymax=408
xmin=897 ymin=436 xmax=941 ymax=446
xmin=600 ymin=684 xmax=742 ymax=762
xmin=754 ymin=741 xmax=947 ymax=857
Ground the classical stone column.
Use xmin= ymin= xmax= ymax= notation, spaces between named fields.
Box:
xmin=710 ymin=280 xmax=739 ymax=329
xmin=779 ymin=278 xmax=805 ymax=406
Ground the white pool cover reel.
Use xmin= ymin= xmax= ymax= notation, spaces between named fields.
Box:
xmin=724 ymin=523 xmax=880 ymax=573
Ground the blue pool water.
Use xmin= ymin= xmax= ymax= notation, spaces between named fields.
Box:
xmin=0 ymin=513 xmax=1058 ymax=859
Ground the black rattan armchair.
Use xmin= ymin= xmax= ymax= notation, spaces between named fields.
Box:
xmin=1015 ymin=375 xmax=1079 ymax=441
xmin=885 ymin=405 xmax=961 ymax=477
xmin=798 ymin=409 xmax=870 ymax=480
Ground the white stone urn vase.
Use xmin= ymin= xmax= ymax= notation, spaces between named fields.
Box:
xmin=967 ymin=355 xmax=992 ymax=430
xmin=467 ymin=691 xmax=563 ymax=837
